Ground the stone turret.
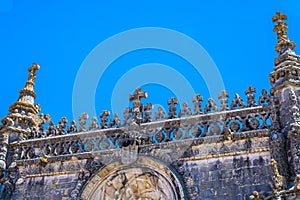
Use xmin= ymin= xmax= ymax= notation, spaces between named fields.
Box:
xmin=269 ymin=12 xmax=300 ymax=191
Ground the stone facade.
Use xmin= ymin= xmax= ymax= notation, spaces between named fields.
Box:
xmin=1 ymin=12 xmax=300 ymax=200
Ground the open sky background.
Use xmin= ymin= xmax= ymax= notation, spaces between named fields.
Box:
xmin=0 ymin=0 xmax=300 ymax=124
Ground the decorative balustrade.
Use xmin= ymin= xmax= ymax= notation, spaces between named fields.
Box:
xmin=3 ymin=86 xmax=274 ymax=161
xmin=12 ymin=104 xmax=272 ymax=161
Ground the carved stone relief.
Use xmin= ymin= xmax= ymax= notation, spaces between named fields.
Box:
xmin=81 ymin=157 xmax=184 ymax=200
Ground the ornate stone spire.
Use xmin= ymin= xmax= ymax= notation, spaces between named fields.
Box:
xmin=19 ymin=63 xmax=40 ymax=99
xmin=9 ymin=63 xmax=40 ymax=114
xmin=269 ymin=12 xmax=300 ymax=89
xmin=272 ymin=12 xmax=296 ymax=55
xmin=1 ymin=63 xmax=41 ymax=136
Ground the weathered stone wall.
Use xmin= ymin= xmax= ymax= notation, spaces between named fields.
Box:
xmin=13 ymin=174 xmax=78 ymax=200
xmin=181 ymin=153 xmax=272 ymax=199
xmin=10 ymin=130 xmax=272 ymax=200
xmin=170 ymin=131 xmax=272 ymax=199
xmin=12 ymin=159 xmax=87 ymax=200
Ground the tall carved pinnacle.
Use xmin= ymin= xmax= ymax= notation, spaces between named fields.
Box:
xmin=272 ymin=12 xmax=296 ymax=55
xmin=1 ymin=63 xmax=41 ymax=135
xmin=19 ymin=63 xmax=40 ymax=99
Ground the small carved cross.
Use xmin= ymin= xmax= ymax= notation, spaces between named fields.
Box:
xmin=218 ymin=90 xmax=229 ymax=99
xmin=245 ymin=86 xmax=256 ymax=95
xmin=272 ymin=12 xmax=287 ymax=23
xmin=167 ymin=97 xmax=179 ymax=119
xmin=218 ymin=90 xmax=229 ymax=111
xmin=28 ymin=63 xmax=40 ymax=82
xmin=168 ymin=97 xmax=178 ymax=105
xmin=129 ymin=88 xmax=148 ymax=105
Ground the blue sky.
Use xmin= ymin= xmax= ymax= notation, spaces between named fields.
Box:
xmin=0 ymin=0 xmax=300 ymax=124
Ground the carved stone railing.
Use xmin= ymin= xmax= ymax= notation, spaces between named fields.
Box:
xmin=11 ymin=105 xmax=272 ymax=162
